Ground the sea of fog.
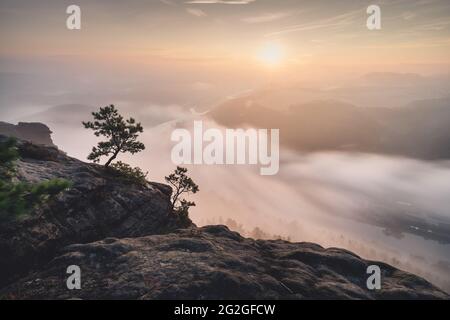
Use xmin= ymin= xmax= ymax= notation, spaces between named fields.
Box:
xmin=20 ymin=114 xmax=450 ymax=293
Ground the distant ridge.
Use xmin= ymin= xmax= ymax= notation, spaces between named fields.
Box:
xmin=18 ymin=104 xmax=96 ymax=125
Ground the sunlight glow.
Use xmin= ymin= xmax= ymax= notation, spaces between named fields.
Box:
xmin=257 ymin=43 xmax=285 ymax=67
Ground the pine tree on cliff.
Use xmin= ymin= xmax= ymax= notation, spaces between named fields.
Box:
xmin=165 ymin=166 xmax=199 ymax=215
xmin=83 ymin=105 xmax=145 ymax=167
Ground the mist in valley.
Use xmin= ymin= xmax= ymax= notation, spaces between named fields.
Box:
xmin=2 ymin=57 xmax=450 ymax=292
xmin=12 ymin=105 xmax=450 ymax=292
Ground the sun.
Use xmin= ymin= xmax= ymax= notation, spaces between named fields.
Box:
xmin=257 ymin=43 xmax=285 ymax=67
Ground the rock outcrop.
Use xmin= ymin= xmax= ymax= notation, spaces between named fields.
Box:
xmin=0 ymin=138 xmax=448 ymax=299
xmin=0 ymin=122 xmax=55 ymax=146
xmin=1 ymin=225 xmax=448 ymax=300
xmin=0 ymin=138 xmax=192 ymax=287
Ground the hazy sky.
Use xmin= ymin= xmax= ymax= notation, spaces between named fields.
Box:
xmin=1 ymin=0 xmax=450 ymax=120
xmin=1 ymin=0 xmax=450 ymax=71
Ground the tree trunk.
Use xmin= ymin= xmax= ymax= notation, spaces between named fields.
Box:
xmin=104 ymin=150 xmax=120 ymax=168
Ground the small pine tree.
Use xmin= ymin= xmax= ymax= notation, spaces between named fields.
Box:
xmin=165 ymin=166 xmax=199 ymax=216
xmin=0 ymin=179 xmax=71 ymax=222
xmin=0 ymin=137 xmax=19 ymax=179
xmin=83 ymin=105 xmax=145 ymax=167
xmin=0 ymin=139 xmax=71 ymax=222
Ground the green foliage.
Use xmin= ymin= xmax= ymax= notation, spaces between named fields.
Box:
xmin=0 ymin=180 xmax=29 ymax=219
xmin=0 ymin=138 xmax=71 ymax=222
xmin=176 ymin=199 xmax=197 ymax=218
xmin=29 ymin=179 xmax=72 ymax=201
xmin=83 ymin=105 xmax=145 ymax=167
xmin=0 ymin=137 xmax=19 ymax=179
xmin=0 ymin=178 xmax=72 ymax=222
xmin=110 ymin=161 xmax=148 ymax=185
xmin=165 ymin=166 xmax=199 ymax=216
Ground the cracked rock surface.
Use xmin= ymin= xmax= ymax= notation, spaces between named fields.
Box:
xmin=2 ymin=225 xmax=448 ymax=300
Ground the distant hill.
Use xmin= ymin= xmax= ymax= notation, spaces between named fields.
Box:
xmin=17 ymin=103 xmax=186 ymax=128
xmin=18 ymin=104 xmax=96 ymax=126
xmin=360 ymin=72 xmax=425 ymax=86
xmin=235 ymin=73 xmax=450 ymax=109
xmin=209 ymin=97 xmax=450 ymax=160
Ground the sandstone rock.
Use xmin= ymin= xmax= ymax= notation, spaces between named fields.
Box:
xmin=0 ymin=122 xmax=55 ymax=146
xmin=0 ymin=141 xmax=192 ymax=287
xmin=1 ymin=225 xmax=447 ymax=300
